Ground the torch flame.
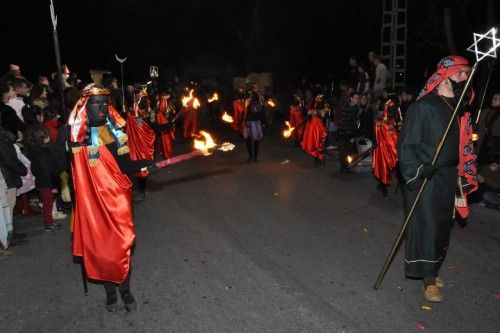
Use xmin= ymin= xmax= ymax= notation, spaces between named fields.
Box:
xmin=193 ymin=130 xmax=217 ymax=154
xmin=267 ymin=99 xmax=276 ymax=107
xmin=472 ymin=133 xmax=478 ymax=141
xmin=347 ymin=155 xmax=354 ymax=164
xmin=208 ymin=93 xmax=219 ymax=103
xmin=193 ymin=97 xmax=201 ymax=109
xmin=182 ymin=89 xmax=194 ymax=107
xmin=282 ymin=120 xmax=295 ymax=138
xmin=222 ymin=111 xmax=234 ymax=123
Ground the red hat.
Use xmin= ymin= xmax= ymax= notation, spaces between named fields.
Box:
xmin=418 ymin=55 xmax=470 ymax=99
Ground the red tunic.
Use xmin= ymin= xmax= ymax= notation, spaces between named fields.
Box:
xmin=301 ymin=115 xmax=327 ymax=160
xmin=156 ymin=98 xmax=175 ymax=159
xmin=232 ymin=100 xmax=246 ymax=135
xmin=373 ymin=101 xmax=400 ymax=185
xmin=289 ymin=105 xmax=305 ymax=142
xmin=181 ymin=99 xmax=200 ymax=139
xmin=71 ymin=145 xmax=134 ymax=284
xmin=126 ymin=114 xmax=155 ymax=178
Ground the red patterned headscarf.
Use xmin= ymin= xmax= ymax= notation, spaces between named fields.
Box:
xmin=417 ymin=55 xmax=470 ymax=99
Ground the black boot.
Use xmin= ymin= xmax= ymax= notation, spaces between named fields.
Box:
xmin=377 ymin=182 xmax=389 ymax=198
xmin=105 ymin=291 xmax=120 ymax=312
xmin=137 ymin=177 xmax=147 ymax=200
xmin=246 ymin=139 xmax=253 ymax=162
xmin=253 ymin=141 xmax=259 ymax=163
xmin=120 ymin=290 xmax=137 ymax=312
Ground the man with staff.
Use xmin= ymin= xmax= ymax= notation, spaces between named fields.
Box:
xmin=398 ymin=55 xmax=478 ymax=302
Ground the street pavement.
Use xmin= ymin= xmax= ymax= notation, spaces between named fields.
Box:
xmin=1 ymin=126 xmax=499 ymax=332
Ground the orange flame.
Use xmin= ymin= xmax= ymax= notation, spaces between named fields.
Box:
xmin=267 ymin=99 xmax=276 ymax=107
xmin=181 ymin=89 xmax=194 ymax=107
xmin=193 ymin=97 xmax=201 ymax=109
xmin=222 ymin=111 xmax=234 ymax=123
xmin=208 ymin=93 xmax=219 ymax=103
xmin=193 ymin=131 xmax=216 ymax=153
xmin=282 ymin=120 xmax=295 ymax=138
xmin=472 ymin=133 xmax=478 ymax=141
xmin=347 ymin=155 xmax=354 ymax=164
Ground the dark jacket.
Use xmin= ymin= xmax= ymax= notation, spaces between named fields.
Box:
xmin=0 ymin=130 xmax=27 ymax=188
xmin=25 ymin=143 xmax=65 ymax=188
xmin=337 ymin=104 xmax=359 ymax=137
xmin=0 ymin=102 xmax=25 ymax=139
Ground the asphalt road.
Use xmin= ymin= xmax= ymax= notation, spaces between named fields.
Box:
xmin=1 ymin=126 xmax=499 ymax=332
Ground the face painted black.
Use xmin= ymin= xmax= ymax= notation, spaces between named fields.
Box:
xmin=87 ymin=95 xmax=109 ymax=126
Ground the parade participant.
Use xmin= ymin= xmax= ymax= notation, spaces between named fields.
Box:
xmin=244 ymin=87 xmax=265 ymax=163
xmin=373 ymin=91 xmax=402 ymax=198
xmin=180 ymin=84 xmax=200 ymax=139
xmin=156 ymin=90 xmax=176 ymax=159
xmin=336 ymin=92 xmax=359 ymax=172
xmin=301 ymin=94 xmax=329 ymax=166
xmin=232 ymin=88 xmax=246 ymax=136
xmin=127 ymin=86 xmax=155 ymax=199
xmin=69 ymin=83 xmax=156 ymax=312
xmin=399 ymin=55 xmax=477 ymax=302
xmin=289 ymin=95 xmax=305 ymax=144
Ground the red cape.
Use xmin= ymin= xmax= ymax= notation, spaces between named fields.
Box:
xmin=232 ymin=100 xmax=246 ymax=135
xmin=71 ymin=145 xmax=134 ymax=284
xmin=181 ymin=104 xmax=200 ymax=139
xmin=156 ymin=106 xmax=175 ymax=159
xmin=301 ymin=116 xmax=327 ymax=160
xmin=126 ymin=114 xmax=155 ymax=177
xmin=289 ymin=105 xmax=305 ymax=142
xmin=373 ymin=107 xmax=399 ymax=185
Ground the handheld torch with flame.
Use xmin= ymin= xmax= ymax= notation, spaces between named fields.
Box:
xmin=221 ymin=112 xmax=234 ymax=123
xmin=208 ymin=93 xmax=219 ymax=103
xmin=282 ymin=121 xmax=295 ymax=139
xmin=144 ymin=131 xmax=235 ymax=170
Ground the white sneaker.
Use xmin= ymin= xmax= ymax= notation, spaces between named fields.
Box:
xmin=52 ymin=211 xmax=67 ymax=220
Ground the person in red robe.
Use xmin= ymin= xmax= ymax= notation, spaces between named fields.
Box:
xmin=180 ymin=85 xmax=200 ymax=139
xmin=69 ymin=84 xmax=155 ymax=312
xmin=372 ymin=93 xmax=402 ymax=197
xmin=156 ymin=90 xmax=176 ymax=159
xmin=232 ymin=89 xmax=246 ymax=135
xmin=301 ymin=94 xmax=329 ymax=166
xmin=127 ymin=87 xmax=155 ymax=199
xmin=289 ymin=95 xmax=306 ymax=143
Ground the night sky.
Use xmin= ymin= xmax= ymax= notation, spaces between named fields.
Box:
xmin=2 ymin=0 xmax=499 ymax=92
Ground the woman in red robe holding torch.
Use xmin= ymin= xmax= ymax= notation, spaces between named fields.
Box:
xmin=156 ymin=90 xmax=176 ymax=159
xmin=301 ymin=94 xmax=329 ymax=166
xmin=372 ymin=92 xmax=402 ymax=197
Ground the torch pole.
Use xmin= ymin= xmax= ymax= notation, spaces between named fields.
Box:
xmin=115 ymin=54 xmax=128 ymax=114
xmin=49 ymin=0 xmax=66 ymax=120
xmin=120 ymin=62 xmax=125 ymax=113
xmin=373 ymin=63 xmax=478 ymax=290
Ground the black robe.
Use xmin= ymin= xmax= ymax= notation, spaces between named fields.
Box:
xmin=398 ymin=92 xmax=459 ymax=278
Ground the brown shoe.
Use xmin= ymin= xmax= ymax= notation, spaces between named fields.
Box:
xmin=423 ymin=285 xmax=443 ymax=302
xmin=435 ymin=277 xmax=444 ymax=288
